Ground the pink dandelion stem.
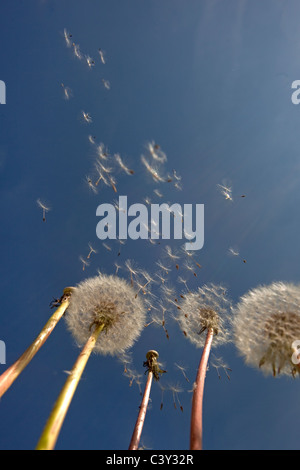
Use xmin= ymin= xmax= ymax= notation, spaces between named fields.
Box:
xmin=128 ymin=370 xmax=153 ymax=450
xmin=190 ymin=327 xmax=214 ymax=450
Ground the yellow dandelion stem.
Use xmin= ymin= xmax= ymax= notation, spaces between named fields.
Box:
xmin=36 ymin=322 xmax=105 ymax=451
xmin=0 ymin=292 xmax=72 ymax=399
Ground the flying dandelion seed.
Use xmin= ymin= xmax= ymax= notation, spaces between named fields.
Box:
xmin=177 ymin=276 xmax=190 ymax=293
xmin=153 ymin=189 xmax=163 ymax=198
xmin=156 ymin=260 xmax=171 ymax=275
xmin=88 ymin=135 xmax=96 ymax=145
xmin=168 ymin=383 xmax=184 ymax=412
xmin=36 ymin=274 xmax=147 ymax=450
xmin=102 ymin=242 xmax=112 ymax=252
xmin=98 ymin=48 xmax=106 ymax=64
xmin=114 ymin=262 xmax=122 ymax=275
xmin=115 ymin=153 xmax=134 ymax=175
xmin=125 ymin=259 xmax=139 ymax=287
xmin=217 ymin=183 xmax=233 ymax=202
xmin=96 ymin=143 xmax=109 ymax=160
xmin=108 ymin=174 xmax=118 ymax=193
xmin=86 ymin=55 xmax=95 ymax=68
xmin=210 ymin=355 xmax=232 ymax=380
xmin=85 ymin=176 xmax=98 ymax=194
xmin=174 ymin=363 xmax=190 ymax=383
xmin=36 ymin=199 xmax=51 ymax=222
xmin=79 ymin=256 xmax=90 ymax=271
xmin=82 ymin=111 xmax=92 ymax=124
xmin=72 ymin=42 xmax=83 ymax=60
xmin=63 ymin=28 xmax=72 ymax=48
xmin=87 ymin=243 xmax=97 ymax=259
xmin=146 ymin=141 xmax=167 ymax=164
xmin=102 ymin=79 xmax=111 ymax=90
xmin=233 ymin=282 xmax=300 ymax=378
xmin=141 ymin=155 xmax=166 ymax=183
xmin=228 ymin=246 xmax=247 ymax=264
xmin=61 ymin=83 xmax=72 ymax=100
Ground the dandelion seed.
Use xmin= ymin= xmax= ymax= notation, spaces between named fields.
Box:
xmin=82 ymin=111 xmax=92 ymax=124
xmin=85 ymin=175 xmax=97 ymax=194
xmin=115 ymin=153 xmax=134 ymax=175
xmin=86 ymin=55 xmax=95 ymax=68
xmin=146 ymin=141 xmax=167 ymax=164
xmin=141 ymin=155 xmax=166 ymax=183
xmin=88 ymin=135 xmax=96 ymax=145
xmin=228 ymin=246 xmax=247 ymax=264
xmin=108 ymin=174 xmax=117 ymax=193
xmin=233 ymin=282 xmax=300 ymax=378
xmin=177 ymin=276 xmax=190 ymax=293
xmin=114 ymin=262 xmax=122 ymax=275
xmin=217 ymin=183 xmax=233 ymax=202
xmin=153 ymin=189 xmax=163 ymax=198
xmin=63 ymin=28 xmax=72 ymax=48
xmin=169 ymin=383 xmax=184 ymax=412
xmin=61 ymin=83 xmax=72 ymax=100
xmin=96 ymin=142 xmax=109 ymax=160
xmin=72 ymin=42 xmax=83 ymax=60
xmin=87 ymin=243 xmax=97 ymax=259
xmin=37 ymin=198 xmax=51 ymax=222
xmin=117 ymin=238 xmax=126 ymax=257
xmin=175 ymin=363 xmax=190 ymax=383
xmin=98 ymin=48 xmax=106 ymax=64
xmin=102 ymin=242 xmax=112 ymax=252
xmin=37 ymin=274 xmax=146 ymax=450
xmin=102 ymin=79 xmax=111 ymax=90
xmin=210 ymin=355 xmax=232 ymax=380
xmin=79 ymin=256 xmax=90 ymax=271
xmin=125 ymin=259 xmax=139 ymax=286
xmin=156 ymin=260 xmax=170 ymax=275
xmin=117 ymin=352 xmax=133 ymax=374
xmin=184 ymin=260 xmax=197 ymax=278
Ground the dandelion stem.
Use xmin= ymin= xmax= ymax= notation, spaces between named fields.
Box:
xmin=128 ymin=370 xmax=153 ymax=450
xmin=0 ymin=296 xmax=71 ymax=399
xmin=36 ymin=322 xmax=105 ymax=451
xmin=190 ymin=327 xmax=214 ymax=450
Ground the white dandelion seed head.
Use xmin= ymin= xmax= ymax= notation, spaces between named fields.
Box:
xmin=65 ymin=273 xmax=147 ymax=356
xmin=233 ymin=282 xmax=300 ymax=377
xmin=177 ymin=283 xmax=232 ymax=348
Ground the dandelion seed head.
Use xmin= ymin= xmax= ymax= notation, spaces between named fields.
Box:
xmin=177 ymin=284 xmax=232 ymax=348
xmin=233 ymin=282 xmax=300 ymax=377
xmin=65 ymin=273 xmax=147 ymax=356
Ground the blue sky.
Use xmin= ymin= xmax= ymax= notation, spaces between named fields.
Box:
xmin=1 ymin=0 xmax=300 ymax=450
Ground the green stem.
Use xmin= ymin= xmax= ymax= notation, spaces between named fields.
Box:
xmin=0 ymin=297 xmax=71 ymax=399
xmin=36 ymin=323 xmax=105 ymax=451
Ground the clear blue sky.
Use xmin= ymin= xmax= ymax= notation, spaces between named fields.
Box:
xmin=1 ymin=0 xmax=300 ymax=450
